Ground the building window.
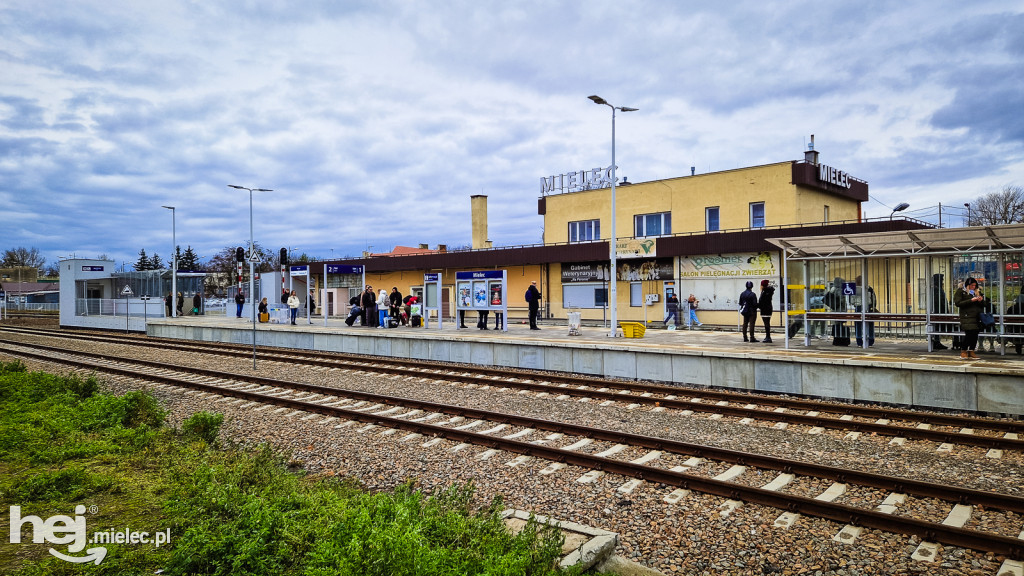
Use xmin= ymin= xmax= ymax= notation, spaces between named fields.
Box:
xmin=706 ymin=207 xmax=720 ymax=232
xmin=823 ymin=205 xmax=830 ymax=223
xmin=634 ymin=212 xmax=671 ymax=237
xmin=568 ymin=219 xmax=601 ymax=243
xmin=750 ymin=202 xmax=765 ymax=229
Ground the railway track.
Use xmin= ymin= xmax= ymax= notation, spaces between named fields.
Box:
xmin=2 ymin=338 xmax=1023 ymax=569
xmin=3 ymin=325 xmax=1022 ymax=455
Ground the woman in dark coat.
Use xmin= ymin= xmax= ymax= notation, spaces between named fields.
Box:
xmin=757 ymin=279 xmax=775 ymax=343
xmin=953 ymin=277 xmax=984 ymax=360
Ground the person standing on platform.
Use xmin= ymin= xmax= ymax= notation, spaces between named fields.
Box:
xmin=477 ymin=309 xmax=489 ymax=330
xmin=389 ymin=287 xmax=404 ymax=325
xmin=165 ymin=292 xmax=173 ymax=317
xmin=664 ymin=292 xmax=680 ymax=327
xmin=192 ymin=292 xmax=202 ymax=315
xmin=377 ymin=289 xmax=389 ymax=328
xmin=177 ymin=292 xmax=185 ymax=316
xmin=258 ymin=297 xmax=268 ymax=321
xmin=362 ymin=285 xmax=378 ymax=328
xmin=287 ymin=289 xmax=300 ymax=325
xmin=852 ymin=275 xmax=876 ymax=347
xmin=233 ymin=290 xmax=244 ymax=318
xmin=757 ymin=280 xmax=775 ymax=343
xmin=308 ymin=289 xmax=316 ymax=316
xmin=281 ymin=288 xmax=290 ymax=307
xmin=687 ymin=294 xmax=703 ymax=327
xmin=953 ymin=277 xmax=984 ymax=359
xmin=739 ymin=281 xmax=758 ymax=342
xmin=526 ymin=281 xmax=542 ymax=330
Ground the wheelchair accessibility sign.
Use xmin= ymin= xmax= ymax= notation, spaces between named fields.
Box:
xmin=842 ymin=282 xmax=856 ymax=296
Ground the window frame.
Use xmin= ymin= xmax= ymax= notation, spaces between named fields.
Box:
xmin=633 ymin=212 xmax=672 ymax=238
xmin=749 ymin=202 xmax=765 ymax=229
xmin=706 ymin=206 xmax=720 ymax=232
xmin=568 ymin=219 xmax=601 ymax=243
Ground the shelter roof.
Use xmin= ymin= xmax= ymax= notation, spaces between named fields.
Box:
xmin=767 ymin=223 xmax=1024 ymax=260
xmin=0 ymin=281 xmax=59 ymax=293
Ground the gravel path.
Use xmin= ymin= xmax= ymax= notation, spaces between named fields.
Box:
xmin=2 ymin=333 xmax=1021 ymax=575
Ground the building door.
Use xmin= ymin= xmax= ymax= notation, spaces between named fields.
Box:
xmin=663 ymin=281 xmax=675 ymax=320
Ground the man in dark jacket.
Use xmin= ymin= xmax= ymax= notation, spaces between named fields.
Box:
xmin=739 ymin=281 xmax=758 ymax=342
xmin=234 ymin=291 xmax=244 ymax=318
xmin=361 ymin=285 xmax=377 ymax=327
xmin=757 ymin=280 xmax=775 ymax=343
xmin=389 ymin=287 xmax=404 ymax=325
xmin=525 ymin=281 xmax=542 ymax=330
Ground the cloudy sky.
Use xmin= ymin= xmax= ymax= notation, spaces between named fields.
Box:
xmin=1 ymin=1 xmax=1022 ymax=270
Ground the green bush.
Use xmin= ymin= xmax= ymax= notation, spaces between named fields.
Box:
xmin=6 ymin=466 xmax=113 ymax=502
xmin=180 ymin=411 xmax=225 ymax=444
xmin=121 ymin=390 xmax=165 ymax=428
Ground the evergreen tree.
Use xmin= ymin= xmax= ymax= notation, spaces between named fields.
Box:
xmin=150 ymin=253 xmax=163 ymax=270
xmin=134 ymin=249 xmax=150 ymax=271
xmin=180 ymin=246 xmax=200 ymax=271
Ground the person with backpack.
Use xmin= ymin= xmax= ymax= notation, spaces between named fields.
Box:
xmin=525 ymin=281 xmax=542 ymax=330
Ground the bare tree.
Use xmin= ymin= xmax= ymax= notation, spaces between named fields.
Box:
xmin=2 ymin=246 xmax=45 ymax=268
xmin=969 ymin=185 xmax=1024 ymax=225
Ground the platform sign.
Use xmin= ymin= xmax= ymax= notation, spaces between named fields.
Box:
xmin=323 ymin=264 xmax=366 ymax=326
xmin=120 ymin=285 xmax=134 ymax=296
xmin=455 ymin=270 xmax=508 ymax=331
xmin=422 ymin=273 xmax=442 ymax=330
xmin=289 ymin=265 xmax=308 ymax=276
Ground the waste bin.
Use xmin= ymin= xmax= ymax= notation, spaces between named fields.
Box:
xmin=620 ymin=321 xmax=646 ymax=338
xmin=567 ymin=312 xmax=582 ymax=336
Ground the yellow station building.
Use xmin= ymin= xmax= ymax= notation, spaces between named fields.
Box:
xmin=317 ymin=139 xmax=926 ymax=329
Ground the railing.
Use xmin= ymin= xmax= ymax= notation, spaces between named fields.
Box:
xmin=1 ymin=302 xmax=58 ymax=312
xmin=75 ymin=299 xmax=165 ymax=317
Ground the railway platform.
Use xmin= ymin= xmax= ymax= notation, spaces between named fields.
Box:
xmin=146 ymin=315 xmax=1024 ymax=417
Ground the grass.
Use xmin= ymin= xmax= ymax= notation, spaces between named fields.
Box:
xmin=0 ymin=361 xmax=571 ymax=575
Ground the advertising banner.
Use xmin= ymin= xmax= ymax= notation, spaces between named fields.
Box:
xmin=679 ymin=252 xmax=779 ymax=278
xmin=615 ymin=238 xmax=657 ymax=259
xmin=616 ymin=258 xmax=673 ymax=281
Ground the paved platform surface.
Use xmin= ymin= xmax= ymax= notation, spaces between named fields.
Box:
xmin=155 ymin=314 xmax=1024 ymax=375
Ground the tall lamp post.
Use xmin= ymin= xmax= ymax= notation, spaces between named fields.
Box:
xmin=964 ymin=203 xmax=971 ymax=227
xmin=588 ymin=95 xmax=638 ymax=337
xmin=161 ymin=206 xmax=176 ymax=317
xmin=889 ymin=202 xmax=909 ymax=220
xmin=228 ymin=184 xmax=273 ymax=369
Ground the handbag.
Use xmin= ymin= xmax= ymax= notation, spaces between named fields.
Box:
xmin=258 ymin=312 xmax=270 ymax=323
xmin=979 ymin=312 xmax=996 ymax=330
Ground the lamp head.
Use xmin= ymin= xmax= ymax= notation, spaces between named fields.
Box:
xmin=255 ymin=188 xmax=273 ymax=192
xmin=893 ymin=202 xmax=910 ymax=212
xmin=228 ymin=184 xmax=246 ymax=190
xmin=161 ymin=205 xmax=175 ymax=210
xmin=587 ymin=95 xmax=608 ymax=106
xmin=619 ymin=106 xmax=639 ymax=112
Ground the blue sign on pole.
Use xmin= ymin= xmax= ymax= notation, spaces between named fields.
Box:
xmin=424 ymin=273 xmax=440 ymax=282
xmin=455 ymin=270 xmax=504 ymax=280
xmin=326 ymin=265 xmax=363 ymax=274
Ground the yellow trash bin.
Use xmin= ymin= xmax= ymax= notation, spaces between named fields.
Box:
xmin=620 ymin=322 xmax=646 ymax=338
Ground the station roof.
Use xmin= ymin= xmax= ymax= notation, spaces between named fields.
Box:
xmin=767 ymin=223 xmax=1024 ymax=260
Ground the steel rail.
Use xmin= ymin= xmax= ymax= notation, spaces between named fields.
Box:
xmin=2 ymin=341 xmax=1022 ymax=560
xmin=4 ymin=340 xmax=1024 ymax=513
xmin=3 ymin=326 xmax=1023 ymax=451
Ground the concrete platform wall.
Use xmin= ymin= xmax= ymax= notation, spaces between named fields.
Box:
xmin=147 ymin=323 xmax=1024 ymax=417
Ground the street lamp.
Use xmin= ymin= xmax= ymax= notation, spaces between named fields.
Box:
xmin=588 ymin=95 xmax=638 ymax=337
xmin=228 ymin=184 xmax=273 ymax=369
xmin=161 ymin=206 xmax=176 ymax=317
xmin=964 ymin=202 xmax=971 ymax=227
xmin=889 ymin=202 xmax=910 ymax=220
